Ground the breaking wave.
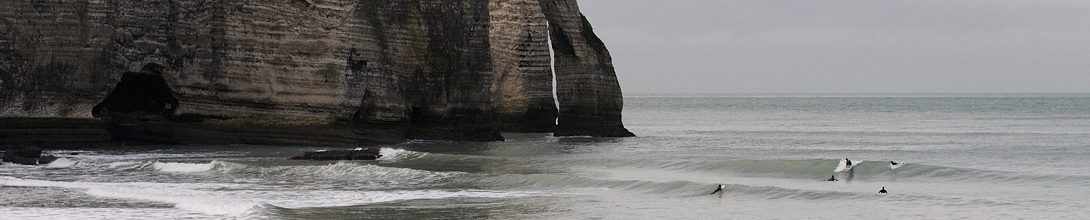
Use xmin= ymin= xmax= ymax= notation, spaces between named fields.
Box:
xmin=151 ymin=161 xmax=218 ymax=173
xmin=0 ymin=176 xmax=535 ymax=217
xmin=217 ymin=161 xmax=461 ymax=188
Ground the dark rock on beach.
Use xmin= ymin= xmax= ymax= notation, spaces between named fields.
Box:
xmin=5 ymin=156 xmax=41 ymax=166
xmin=2 ymin=147 xmax=59 ymax=165
xmin=37 ymin=155 xmax=59 ymax=165
xmin=290 ymin=149 xmax=382 ymax=161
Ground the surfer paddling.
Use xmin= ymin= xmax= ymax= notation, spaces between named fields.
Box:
xmin=891 ymin=161 xmax=898 ymax=166
xmin=711 ymin=184 xmax=725 ymax=194
xmin=879 ymin=187 xmax=887 ymax=193
xmin=825 ymin=175 xmax=838 ymax=181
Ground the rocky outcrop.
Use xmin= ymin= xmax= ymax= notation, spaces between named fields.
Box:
xmin=0 ymin=0 xmax=631 ymax=146
xmin=539 ymin=0 xmax=634 ymax=137
xmin=489 ymin=0 xmax=558 ymax=133
xmin=2 ymin=147 xmax=59 ymax=165
xmin=290 ymin=148 xmax=381 ymax=160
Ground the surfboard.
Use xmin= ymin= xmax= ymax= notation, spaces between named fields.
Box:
xmin=890 ymin=162 xmax=904 ymax=170
xmin=834 ymin=159 xmax=861 ymax=172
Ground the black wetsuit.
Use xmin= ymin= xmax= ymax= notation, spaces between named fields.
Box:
xmin=711 ymin=185 xmax=724 ymax=194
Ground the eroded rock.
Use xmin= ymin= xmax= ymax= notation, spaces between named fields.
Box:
xmin=0 ymin=0 xmax=633 ymax=146
xmin=2 ymin=147 xmax=59 ymax=165
xmin=540 ymin=0 xmax=635 ymax=137
xmin=290 ymin=149 xmax=382 ymax=161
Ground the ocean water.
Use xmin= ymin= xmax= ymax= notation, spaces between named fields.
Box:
xmin=3 ymin=94 xmax=1090 ymax=219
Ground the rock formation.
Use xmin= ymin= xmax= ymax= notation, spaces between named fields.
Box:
xmin=290 ymin=148 xmax=382 ymax=161
xmin=489 ymin=0 xmax=558 ymax=133
xmin=0 ymin=0 xmax=632 ymax=146
xmin=539 ymin=0 xmax=633 ymax=137
xmin=2 ymin=147 xmax=60 ymax=165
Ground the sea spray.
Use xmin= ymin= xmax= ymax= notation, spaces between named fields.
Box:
xmin=378 ymin=147 xmax=424 ymax=161
xmin=0 ymin=176 xmax=537 ymax=217
xmin=152 ymin=161 xmax=218 ymax=173
xmin=0 ymin=177 xmax=258 ymax=216
xmin=44 ymin=158 xmax=78 ymax=168
xmin=220 ymin=161 xmax=461 ymax=185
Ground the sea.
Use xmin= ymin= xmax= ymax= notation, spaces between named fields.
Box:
xmin=3 ymin=94 xmax=1089 ymax=219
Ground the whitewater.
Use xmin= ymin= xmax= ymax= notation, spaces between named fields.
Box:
xmin=2 ymin=94 xmax=1089 ymax=219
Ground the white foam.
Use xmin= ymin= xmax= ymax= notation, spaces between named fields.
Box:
xmin=84 ymin=187 xmax=258 ymax=216
xmin=44 ymin=158 xmax=78 ymax=168
xmin=63 ymin=152 xmax=241 ymax=161
xmin=834 ymin=159 xmax=863 ymax=172
xmin=891 ymin=162 xmax=906 ymax=170
xmin=0 ymin=207 xmax=211 ymax=220
xmin=152 ymin=161 xmax=216 ymax=173
xmin=235 ymin=189 xmax=537 ymax=209
xmin=253 ymin=162 xmax=459 ymax=183
xmin=107 ymin=161 xmax=140 ymax=169
xmin=0 ymin=176 xmax=258 ymax=216
xmin=0 ymin=176 xmax=71 ymax=187
xmin=0 ymin=176 xmax=536 ymax=217
xmin=377 ymin=147 xmax=423 ymax=161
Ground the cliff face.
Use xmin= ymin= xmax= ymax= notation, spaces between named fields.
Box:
xmin=539 ymin=0 xmax=634 ymax=137
xmin=1 ymin=0 xmax=630 ymax=146
xmin=488 ymin=0 xmax=558 ymax=133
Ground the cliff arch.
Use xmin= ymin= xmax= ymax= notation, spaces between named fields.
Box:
xmin=91 ymin=64 xmax=178 ymax=119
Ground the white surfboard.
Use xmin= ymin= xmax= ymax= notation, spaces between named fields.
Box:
xmin=834 ymin=159 xmax=861 ymax=172
xmin=890 ymin=162 xmax=905 ymax=170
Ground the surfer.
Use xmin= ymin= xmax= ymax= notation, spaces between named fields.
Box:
xmin=711 ymin=184 xmax=725 ymax=194
xmin=879 ymin=187 xmax=887 ymax=193
xmin=825 ymin=175 xmax=838 ymax=181
xmin=845 ymin=158 xmax=852 ymax=167
xmin=891 ymin=161 xmax=898 ymax=166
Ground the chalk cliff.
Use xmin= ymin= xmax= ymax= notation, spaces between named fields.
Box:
xmin=0 ymin=0 xmax=631 ymax=146
xmin=489 ymin=0 xmax=557 ymax=133
xmin=539 ymin=0 xmax=633 ymax=137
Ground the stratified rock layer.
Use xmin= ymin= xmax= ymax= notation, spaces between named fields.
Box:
xmin=489 ymin=0 xmax=558 ymax=133
xmin=539 ymin=0 xmax=634 ymax=137
xmin=0 ymin=0 xmax=631 ymax=146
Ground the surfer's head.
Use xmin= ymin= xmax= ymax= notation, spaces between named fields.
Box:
xmin=711 ymin=184 xmax=726 ymax=194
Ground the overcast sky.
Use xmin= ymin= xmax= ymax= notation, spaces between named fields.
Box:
xmin=577 ymin=0 xmax=1090 ymax=93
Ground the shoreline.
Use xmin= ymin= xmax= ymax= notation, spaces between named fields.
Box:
xmin=0 ymin=118 xmax=119 ymax=149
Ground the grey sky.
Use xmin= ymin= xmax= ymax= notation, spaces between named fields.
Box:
xmin=578 ymin=0 xmax=1090 ymax=93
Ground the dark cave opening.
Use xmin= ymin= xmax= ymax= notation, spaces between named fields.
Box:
xmin=409 ymin=106 xmax=425 ymax=127
xmin=92 ymin=69 xmax=178 ymax=118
